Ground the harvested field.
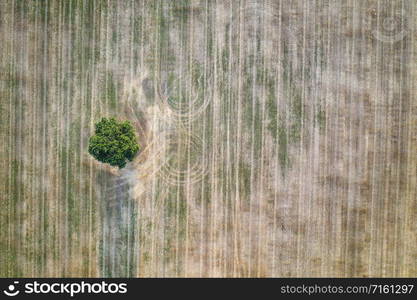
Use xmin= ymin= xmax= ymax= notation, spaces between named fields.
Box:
xmin=0 ymin=0 xmax=416 ymax=277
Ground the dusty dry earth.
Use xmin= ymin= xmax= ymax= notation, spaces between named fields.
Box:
xmin=0 ymin=0 xmax=416 ymax=277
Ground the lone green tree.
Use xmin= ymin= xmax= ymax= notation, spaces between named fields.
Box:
xmin=88 ymin=117 xmax=140 ymax=168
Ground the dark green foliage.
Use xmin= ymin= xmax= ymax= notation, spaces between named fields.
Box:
xmin=88 ymin=118 xmax=140 ymax=169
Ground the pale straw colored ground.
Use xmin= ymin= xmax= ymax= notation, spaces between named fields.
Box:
xmin=0 ymin=0 xmax=415 ymax=277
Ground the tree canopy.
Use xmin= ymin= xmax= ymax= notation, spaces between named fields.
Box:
xmin=88 ymin=117 xmax=140 ymax=169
